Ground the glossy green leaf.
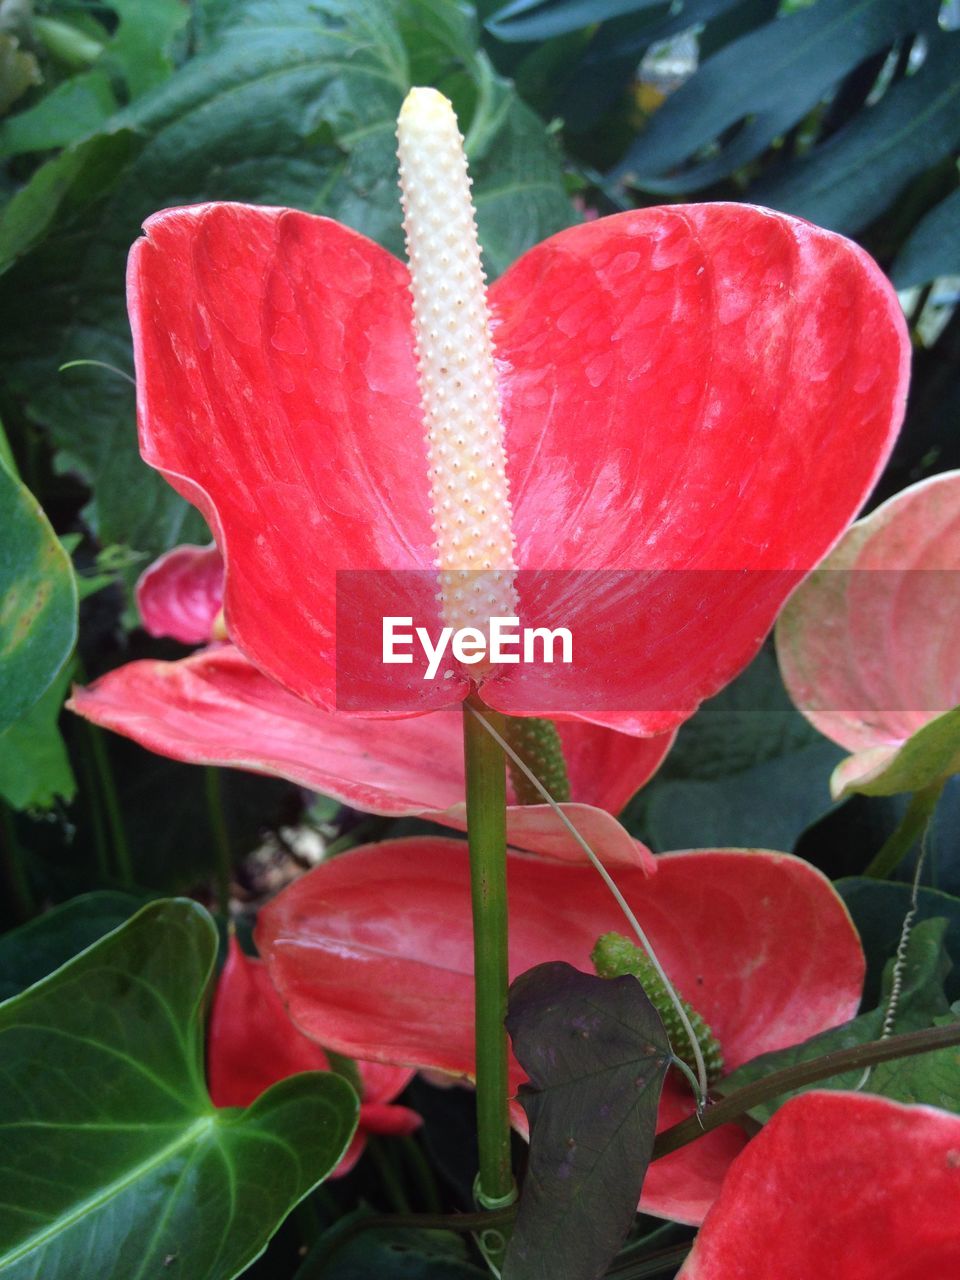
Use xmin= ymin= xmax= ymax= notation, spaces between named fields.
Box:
xmin=0 ymin=457 xmax=77 ymax=732
xmin=0 ymin=660 xmax=75 ymax=810
xmin=0 ymin=899 xmax=359 ymax=1278
xmin=0 ymin=890 xmax=146 ymax=1001
xmin=892 ymin=187 xmax=960 ymax=288
xmin=752 ymin=30 xmax=960 ymax=234
xmin=614 ymin=0 xmax=938 ymax=194
xmin=721 ymin=918 xmax=960 ymax=1120
xmin=504 ymin=962 xmax=670 ymax=1280
xmin=0 ymin=0 xmax=572 ymax=565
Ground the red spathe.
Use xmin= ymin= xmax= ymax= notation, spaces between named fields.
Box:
xmin=678 ymin=1091 xmax=960 ymax=1278
xmin=256 ymin=839 xmax=865 ymax=1222
xmin=128 ymin=202 xmax=908 ymax=726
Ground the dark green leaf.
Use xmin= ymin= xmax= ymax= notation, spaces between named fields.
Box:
xmin=721 ymin=917 xmax=960 ymax=1119
xmin=652 ymin=647 xmax=825 ymax=783
xmin=752 ymin=30 xmax=960 ymax=235
xmin=892 ymin=187 xmax=960 ymax=287
xmin=0 ymin=660 xmax=75 ymax=810
xmin=0 ymin=0 xmax=572 ymax=566
xmin=504 ymin=962 xmax=671 ymax=1280
xmin=553 ymin=0 xmax=766 ymax=141
xmin=839 ymin=877 xmax=960 ymax=1005
xmin=614 ymin=0 xmax=940 ymax=195
xmin=296 ymin=1215 xmax=488 ymax=1279
xmin=622 ymin=648 xmax=841 ymax=851
xmin=0 ymin=889 xmax=146 ymax=1000
xmin=487 ymin=0 xmax=663 ymax=41
xmin=0 ymin=899 xmax=359 ymax=1278
xmin=0 ymin=129 xmax=139 ymax=274
xmin=640 ymin=741 xmax=843 ymax=852
xmin=0 ymin=458 xmax=77 ymax=732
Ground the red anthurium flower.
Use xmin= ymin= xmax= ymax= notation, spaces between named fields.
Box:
xmin=208 ymin=935 xmax=420 ymax=1176
xmin=777 ymin=470 xmax=960 ymax=798
xmin=70 ymin=547 xmax=670 ymax=868
xmin=128 ymin=201 xmax=908 ymax=731
xmin=137 ymin=542 xmax=225 ymax=644
xmin=255 ymin=838 xmax=865 ymax=1224
xmin=677 ymin=1091 xmax=960 ymax=1278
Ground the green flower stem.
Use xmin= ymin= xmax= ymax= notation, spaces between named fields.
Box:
xmin=463 ymin=695 xmax=515 ymax=1209
xmin=83 ymin=719 xmax=133 ymax=887
xmin=864 ymin=780 xmax=943 ymax=879
xmin=205 ymin=767 xmax=232 ymax=916
xmin=651 ymin=1019 xmax=960 ymax=1160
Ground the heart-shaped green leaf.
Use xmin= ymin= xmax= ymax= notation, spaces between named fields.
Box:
xmin=0 ymin=898 xmax=359 ymax=1279
xmin=0 ymin=452 xmax=77 ymax=732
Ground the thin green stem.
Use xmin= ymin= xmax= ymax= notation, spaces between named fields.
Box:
xmin=366 ymin=1136 xmax=412 ymax=1214
xmin=466 ymin=705 xmax=707 ymax=1105
xmin=398 ymin=1135 xmax=443 ymax=1214
xmin=652 ymin=1020 xmax=960 ymax=1160
xmin=865 ymin=781 xmax=943 ymax=879
xmin=205 ymin=767 xmax=232 ymax=915
xmin=463 ymin=696 xmax=515 ymax=1209
xmin=85 ymin=722 xmax=133 ymax=886
xmin=1 ymin=804 xmax=34 ymax=921
xmin=77 ymin=737 xmax=111 ymax=881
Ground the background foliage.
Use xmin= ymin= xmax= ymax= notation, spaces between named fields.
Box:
xmin=0 ymin=0 xmax=957 ymax=1275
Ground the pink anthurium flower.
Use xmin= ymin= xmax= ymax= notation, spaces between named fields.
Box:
xmin=70 ymin=545 xmax=670 ymax=867
xmin=677 ymin=1091 xmax=960 ymax=1277
xmin=127 ymin=200 xmax=908 ymax=731
xmin=137 ymin=542 xmax=225 ymax=645
xmin=254 ymin=837 xmax=865 ymax=1224
xmin=208 ymin=935 xmax=420 ymax=1177
xmin=777 ymin=470 xmax=960 ymax=798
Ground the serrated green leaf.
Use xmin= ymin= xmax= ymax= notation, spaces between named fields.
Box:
xmin=892 ymin=186 xmax=960 ymax=288
xmin=615 ymin=0 xmax=940 ymax=195
xmin=752 ymin=30 xmax=960 ymax=234
xmin=0 ymin=899 xmax=359 ymax=1279
xmin=0 ymin=457 xmax=77 ymax=732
